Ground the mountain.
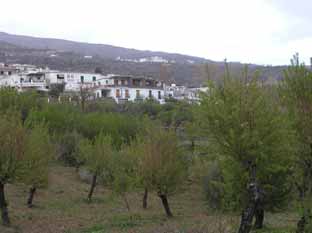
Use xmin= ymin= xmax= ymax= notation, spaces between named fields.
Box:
xmin=0 ymin=32 xmax=286 ymax=85
xmin=0 ymin=32 xmax=208 ymax=64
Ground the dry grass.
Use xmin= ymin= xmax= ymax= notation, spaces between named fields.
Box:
xmin=0 ymin=165 xmax=297 ymax=233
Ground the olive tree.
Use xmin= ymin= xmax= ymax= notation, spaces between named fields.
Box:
xmin=0 ymin=115 xmax=26 ymax=226
xmin=21 ymin=124 xmax=54 ymax=208
xmin=109 ymin=144 xmax=138 ymax=211
xmin=138 ymin=124 xmax=187 ymax=217
xmin=197 ymin=66 xmax=295 ymax=233
xmin=79 ymin=134 xmax=114 ymax=202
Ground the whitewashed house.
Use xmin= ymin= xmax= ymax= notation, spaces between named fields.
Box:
xmin=45 ymin=72 xmax=102 ymax=92
xmin=0 ymin=65 xmax=48 ymax=92
xmin=94 ymin=75 xmax=165 ymax=104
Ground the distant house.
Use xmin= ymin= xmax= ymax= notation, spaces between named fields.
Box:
xmin=164 ymin=83 xmax=208 ymax=103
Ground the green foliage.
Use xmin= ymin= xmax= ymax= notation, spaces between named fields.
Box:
xmin=0 ymin=114 xmax=26 ymax=184
xmin=78 ymin=112 xmax=140 ymax=148
xmin=84 ymin=99 xmax=119 ymax=113
xmin=57 ymin=130 xmax=83 ymax=166
xmin=79 ymin=134 xmax=115 ymax=177
xmin=27 ymin=103 xmax=80 ymax=135
xmin=157 ymin=101 xmax=193 ymax=129
xmin=280 ymin=54 xmax=312 ymax=229
xmin=109 ymin=144 xmax=138 ymax=199
xmin=280 ymin=54 xmax=312 ymax=193
xmin=197 ymin=66 xmax=295 ymax=211
xmin=137 ymin=123 xmax=187 ymax=196
xmin=0 ymin=88 xmax=42 ymax=122
xmin=20 ymin=124 xmax=54 ymax=188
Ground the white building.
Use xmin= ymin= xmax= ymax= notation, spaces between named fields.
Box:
xmin=45 ymin=72 xmax=102 ymax=92
xmin=0 ymin=64 xmax=167 ymax=104
xmin=94 ymin=75 xmax=165 ymax=104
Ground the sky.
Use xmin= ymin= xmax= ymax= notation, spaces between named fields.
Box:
xmin=0 ymin=0 xmax=311 ymax=65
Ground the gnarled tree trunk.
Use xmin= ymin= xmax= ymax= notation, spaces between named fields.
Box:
xmin=159 ymin=194 xmax=173 ymax=218
xmin=88 ymin=174 xmax=97 ymax=202
xmin=27 ymin=186 xmax=37 ymax=208
xmin=238 ymin=164 xmax=264 ymax=233
xmin=143 ymin=188 xmax=148 ymax=209
xmin=123 ymin=194 xmax=130 ymax=211
xmin=254 ymin=205 xmax=264 ymax=229
xmin=0 ymin=182 xmax=10 ymax=226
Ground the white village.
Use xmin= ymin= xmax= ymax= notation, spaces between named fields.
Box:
xmin=0 ymin=63 xmax=207 ymax=104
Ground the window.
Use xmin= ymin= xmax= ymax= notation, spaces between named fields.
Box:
xmin=121 ymin=80 xmax=125 ymax=85
xmin=57 ymin=74 xmax=64 ymax=80
xmin=80 ymin=76 xmax=84 ymax=83
xmin=125 ymin=89 xmax=130 ymax=98
xmin=0 ymin=71 xmax=3 ymax=75
xmin=8 ymin=71 xmax=12 ymax=75
xmin=106 ymin=80 xmax=109 ymax=84
xmin=158 ymin=91 xmax=161 ymax=99
xmin=116 ymin=89 xmax=121 ymax=98
xmin=149 ymin=90 xmax=152 ymax=98
xmin=93 ymin=76 xmax=96 ymax=82
xmin=136 ymin=90 xmax=140 ymax=98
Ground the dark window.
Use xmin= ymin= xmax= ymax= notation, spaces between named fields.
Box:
xmin=93 ymin=76 xmax=96 ymax=82
xmin=8 ymin=71 xmax=12 ymax=75
xmin=57 ymin=74 xmax=64 ymax=79
xmin=149 ymin=90 xmax=152 ymax=98
xmin=0 ymin=71 xmax=3 ymax=75
xmin=125 ymin=89 xmax=130 ymax=98
xmin=81 ymin=76 xmax=84 ymax=83
xmin=158 ymin=91 xmax=161 ymax=99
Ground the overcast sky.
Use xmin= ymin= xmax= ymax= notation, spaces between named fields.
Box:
xmin=0 ymin=0 xmax=311 ymax=65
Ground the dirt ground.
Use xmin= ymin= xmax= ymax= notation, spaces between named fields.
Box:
xmin=0 ymin=165 xmax=297 ymax=233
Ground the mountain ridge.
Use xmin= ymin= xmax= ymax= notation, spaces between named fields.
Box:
xmin=0 ymin=32 xmax=286 ymax=85
xmin=0 ymin=32 xmax=209 ymax=64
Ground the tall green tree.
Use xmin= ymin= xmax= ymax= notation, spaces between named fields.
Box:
xmin=198 ymin=65 xmax=295 ymax=233
xmin=279 ymin=54 xmax=312 ymax=233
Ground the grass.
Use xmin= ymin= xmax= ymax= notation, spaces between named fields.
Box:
xmin=0 ymin=165 xmax=297 ymax=233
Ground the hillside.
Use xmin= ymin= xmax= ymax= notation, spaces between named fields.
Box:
xmin=0 ymin=32 xmax=208 ymax=64
xmin=0 ymin=32 xmax=286 ymax=85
